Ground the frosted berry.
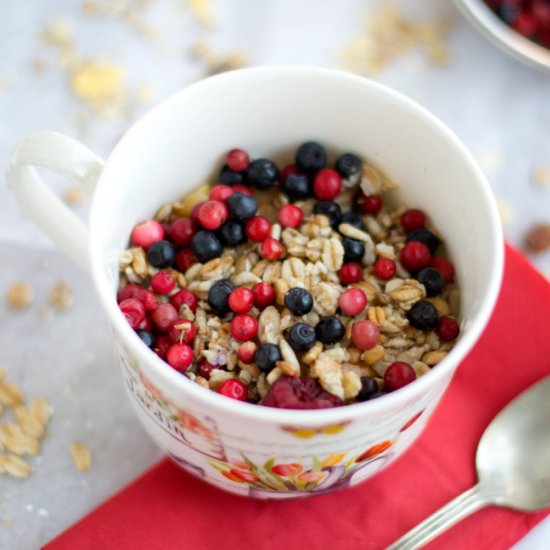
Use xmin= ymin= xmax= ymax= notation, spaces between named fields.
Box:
xmin=338 ymin=288 xmax=367 ymax=317
xmin=313 ymin=168 xmax=342 ymax=200
xmin=168 ymin=319 xmax=196 ymax=344
xmin=131 ymin=220 xmax=164 ymax=250
xmin=209 ymin=184 xmax=234 ymax=203
xmin=400 ymin=241 xmax=431 ymax=273
xmin=437 ymin=316 xmax=460 ymax=341
xmin=218 ymin=379 xmax=248 ymax=401
xmin=237 ymin=341 xmax=257 ymax=364
xmin=170 ymin=289 xmax=198 ymax=313
xmin=260 ymin=237 xmax=284 ymax=260
xmin=338 ymin=262 xmax=362 ymax=285
xmin=251 ymin=282 xmax=275 ymax=308
xmin=351 ymin=320 xmax=380 ymax=350
xmin=230 ymin=314 xmax=258 ymax=341
xmin=262 ymin=375 xmax=343 ymax=409
xmin=175 ymin=247 xmax=197 ymax=272
xmin=147 ymin=240 xmax=176 ymax=268
xmin=278 ymin=204 xmax=303 ymax=228
xmin=151 ymin=302 xmax=178 ymax=331
xmin=245 ymin=215 xmax=271 ymax=242
xmin=151 ymin=271 xmax=175 ymax=295
xmin=354 ymin=191 xmax=382 ymax=215
xmin=429 ymin=257 xmax=455 ymax=284
xmin=374 ymin=258 xmax=396 ymax=280
xmin=166 ymin=342 xmax=193 ymax=371
xmin=226 ymin=148 xmax=250 ymax=172
xmin=401 ymin=209 xmax=426 ymax=233
xmin=296 ymin=142 xmax=327 ymax=173
xmin=197 ymin=200 xmax=228 ymax=231
xmin=384 ymin=362 xmax=416 ymax=391
xmin=119 ymin=298 xmax=145 ymax=329
xmin=170 ymin=218 xmax=196 ymax=246
xmin=228 ymin=287 xmax=254 ymax=314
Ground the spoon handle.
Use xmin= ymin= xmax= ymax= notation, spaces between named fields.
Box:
xmin=387 ymin=483 xmax=492 ymax=550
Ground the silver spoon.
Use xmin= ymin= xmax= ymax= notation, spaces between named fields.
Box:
xmin=388 ymin=375 xmax=550 ymax=550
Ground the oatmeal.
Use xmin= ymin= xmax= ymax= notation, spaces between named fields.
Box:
xmin=117 ymin=142 xmax=460 ymax=408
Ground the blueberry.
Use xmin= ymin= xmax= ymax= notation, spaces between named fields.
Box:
xmin=335 ymin=153 xmax=362 ymax=181
xmin=227 ymin=192 xmax=258 ymax=220
xmin=315 ymin=316 xmax=345 ymax=344
xmin=340 ymin=212 xmax=366 ymax=230
xmin=287 ymin=322 xmax=316 ymax=352
xmin=313 ymin=201 xmax=342 ymax=227
xmin=357 ymin=376 xmax=380 ymax=402
xmin=255 ymin=343 xmax=282 ymax=373
xmin=407 ymin=300 xmax=439 ymax=331
xmin=219 ymin=164 xmax=245 ymax=186
xmin=208 ymin=279 xmax=234 ymax=315
xmin=147 ymin=240 xmax=176 ymax=268
xmin=247 ymin=158 xmax=280 ymax=190
xmin=191 ymin=231 xmax=223 ymax=263
xmin=282 ymin=174 xmax=312 ymax=202
xmin=284 ymin=288 xmax=314 ymax=316
xmin=295 ymin=141 xmax=327 ymax=173
xmin=416 ymin=267 xmax=444 ymax=297
xmin=136 ymin=330 xmax=155 ymax=349
xmin=407 ymin=229 xmax=440 ymax=254
xmin=219 ymin=220 xmax=247 ymax=246
xmin=343 ymin=238 xmax=365 ymax=263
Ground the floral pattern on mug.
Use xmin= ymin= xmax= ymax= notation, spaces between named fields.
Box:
xmin=281 ymin=420 xmax=351 ymax=439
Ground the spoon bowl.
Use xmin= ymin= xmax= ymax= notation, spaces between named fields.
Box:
xmin=390 ymin=375 xmax=550 ymax=549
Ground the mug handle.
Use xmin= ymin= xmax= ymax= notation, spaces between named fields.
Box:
xmin=6 ymin=131 xmax=105 ymax=272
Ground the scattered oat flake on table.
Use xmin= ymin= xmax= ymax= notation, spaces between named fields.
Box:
xmin=525 ymin=223 xmax=550 ymax=253
xmin=65 ymin=186 xmax=86 ymax=205
xmin=1 ymin=454 xmax=32 ymax=479
xmin=533 ymin=166 xmax=550 ymax=187
xmin=477 ymin=150 xmax=503 ymax=174
xmin=191 ymin=41 xmax=248 ymax=76
xmin=188 ymin=0 xmax=214 ymax=27
xmin=340 ymin=3 xmax=452 ymax=75
xmin=49 ymin=282 xmax=74 ymax=310
xmin=70 ymin=59 xmax=125 ymax=109
xmin=495 ymin=197 xmax=514 ymax=226
xmin=69 ymin=442 xmax=92 ymax=472
xmin=6 ymin=282 xmax=34 ymax=310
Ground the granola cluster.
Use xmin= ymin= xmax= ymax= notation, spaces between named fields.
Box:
xmin=118 ymin=143 xmax=460 ymax=408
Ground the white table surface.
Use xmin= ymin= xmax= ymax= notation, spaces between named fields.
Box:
xmin=1 ymin=0 xmax=549 ymax=548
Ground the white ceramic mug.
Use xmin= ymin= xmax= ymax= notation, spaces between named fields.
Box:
xmin=6 ymin=67 xmax=503 ymax=499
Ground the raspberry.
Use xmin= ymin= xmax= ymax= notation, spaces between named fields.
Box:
xmin=262 ymin=376 xmax=344 ymax=409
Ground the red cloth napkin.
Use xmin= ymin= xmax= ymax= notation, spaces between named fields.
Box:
xmin=45 ymin=246 xmax=550 ymax=550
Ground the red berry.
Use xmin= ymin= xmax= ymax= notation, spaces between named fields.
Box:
xmin=198 ymin=360 xmax=217 ymax=379
xmin=170 ymin=289 xmax=198 ymax=313
xmin=338 ymin=288 xmax=367 ymax=317
xmin=351 ymin=320 xmax=380 ymax=350
xmin=374 ymin=258 xmax=397 ymax=280
xmin=175 ymin=248 xmax=197 ymax=272
xmin=245 ymin=215 xmax=271 ymax=242
xmin=226 ymin=149 xmax=250 ymax=172
xmin=198 ymin=200 xmax=228 ymax=231
xmin=136 ymin=314 xmax=153 ymax=331
xmin=338 ymin=262 xmax=362 ymax=285
xmin=117 ymin=284 xmax=142 ymax=303
xmin=151 ymin=303 xmax=178 ymax=331
xmin=384 ymin=362 xmax=416 ymax=391
xmin=262 ymin=376 xmax=343 ymax=409
xmin=218 ymin=378 xmax=248 ymax=401
xmin=354 ymin=191 xmax=382 ymax=215
xmin=137 ymin=288 xmax=158 ymax=311
xmin=313 ymin=168 xmax=342 ymax=200
xmin=232 ymin=184 xmax=253 ymax=196
xmin=281 ymin=163 xmax=300 ymax=181
xmin=168 ymin=319 xmax=196 ymax=343
xmin=228 ymin=287 xmax=254 ymax=314
xmin=130 ymin=220 xmax=164 ymax=250
xmin=161 ymin=222 xmax=172 ymax=239
xmin=238 ymin=341 xmax=257 ymax=364
xmin=437 ymin=316 xmax=460 ymax=341
xmin=166 ymin=342 xmax=194 ymax=371
xmin=400 ymin=242 xmax=431 ymax=273
xmin=252 ymin=282 xmax=275 ymax=308
xmin=513 ymin=12 xmax=538 ymax=36
xmin=400 ymin=209 xmax=426 ymax=233
xmin=429 ymin=257 xmax=455 ymax=284
xmin=230 ymin=314 xmax=258 ymax=342
xmin=170 ymin=218 xmax=196 ymax=246
xmin=278 ymin=204 xmax=303 ymax=228
xmin=151 ymin=271 xmax=175 ymax=295
xmin=154 ymin=334 xmax=172 ymax=359
xmin=191 ymin=201 xmax=205 ymax=221
xmin=119 ymin=298 xmax=145 ymax=329
xmin=209 ymin=184 xmax=234 ymax=203
xmin=260 ymin=237 xmax=284 ymax=260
